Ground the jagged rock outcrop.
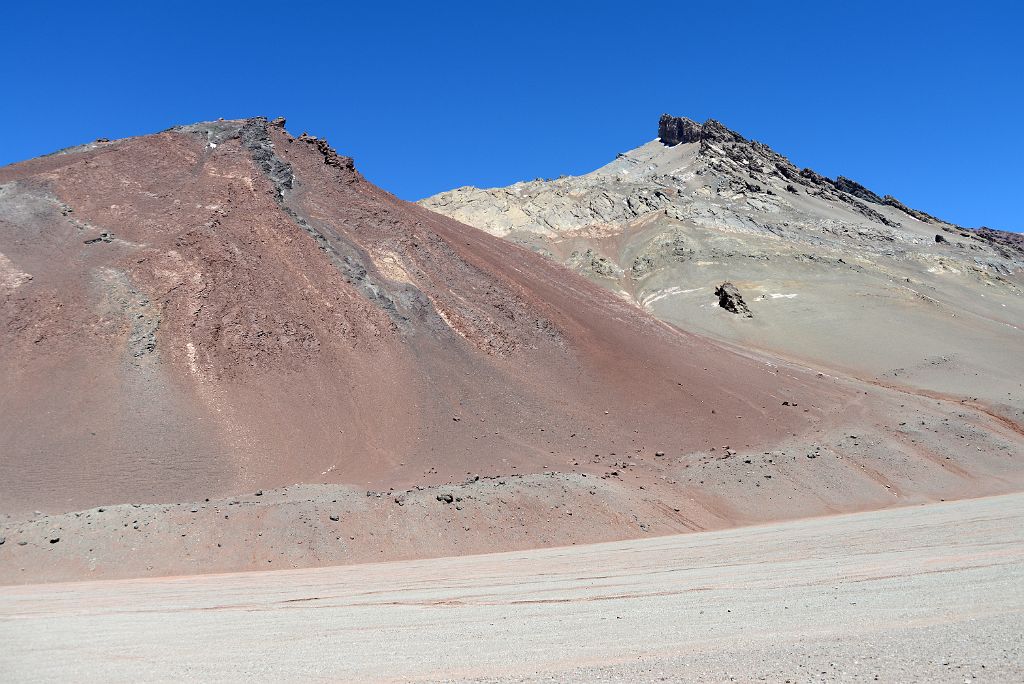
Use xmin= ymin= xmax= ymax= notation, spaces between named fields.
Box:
xmin=658 ymin=115 xmax=746 ymax=147
xmin=835 ymin=176 xmax=883 ymax=204
xmin=973 ymin=226 xmax=1024 ymax=258
xmin=658 ymin=114 xmax=704 ymax=146
xmin=297 ymin=132 xmax=356 ymax=171
xmin=884 ymin=195 xmax=936 ymax=223
xmin=715 ymin=282 xmax=753 ymax=317
xmin=700 ymin=118 xmax=746 ymax=144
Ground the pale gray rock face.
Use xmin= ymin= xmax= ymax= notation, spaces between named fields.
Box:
xmin=421 ymin=115 xmax=1024 ymax=414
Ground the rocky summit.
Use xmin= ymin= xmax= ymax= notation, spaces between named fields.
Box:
xmin=421 ymin=114 xmax=1024 ymax=421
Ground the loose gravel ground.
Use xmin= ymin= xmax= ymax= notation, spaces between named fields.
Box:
xmin=1 ymin=494 xmax=1021 ymax=682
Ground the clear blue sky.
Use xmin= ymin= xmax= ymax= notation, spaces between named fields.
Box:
xmin=4 ymin=1 xmax=1022 ymax=231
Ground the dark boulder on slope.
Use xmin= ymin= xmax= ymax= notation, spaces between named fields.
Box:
xmin=715 ymin=282 xmax=753 ymax=318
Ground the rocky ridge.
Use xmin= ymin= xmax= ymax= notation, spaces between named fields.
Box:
xmin=421 ymin=114 xmax=1024 ymax=418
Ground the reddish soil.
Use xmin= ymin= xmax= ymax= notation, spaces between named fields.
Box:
xmin=0 ymin=118 xmax=839 ymax=515
xmin=1 ymin=118 xmax=1021 ymax=583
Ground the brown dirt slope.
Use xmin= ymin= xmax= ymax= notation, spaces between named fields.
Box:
xmin=2 ymin=117 xmax=835 ymax=515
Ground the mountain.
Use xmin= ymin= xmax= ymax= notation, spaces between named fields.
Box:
xmin=421 ymin=115 xmax=1024 ymax=422
xmin=0 ymin=116 xmax=825 ymax=512
xmin=2 ymin=117 xmax=1022 ymax=582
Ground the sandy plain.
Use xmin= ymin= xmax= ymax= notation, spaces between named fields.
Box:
xmin=2 ymin=493 xmax=1021 ymax=682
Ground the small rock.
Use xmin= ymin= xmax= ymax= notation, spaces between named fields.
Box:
xmin=329 ymin=514 xmax=340 ymax=522
xmin=83 ymin=232 xmax=114 ymax=245
xmin=436 ymin=493 xmax=454 ymax=504
xmin=49 ymin=537 xmax=60 ymax=544
xmin=255 ymin=490 xmax=263 ymax=497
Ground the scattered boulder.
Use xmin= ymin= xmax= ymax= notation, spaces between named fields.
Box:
xmin=329 ymin=514 xmax=340 ymax=522
xmin=631 ymin=255 xmax=655 ymax=278
xmin=714 ymin=282 xmax=753 ymax=318
xmin=84 ymin=232 xmax=114 ymax=245
xmin=437 ymin=493 xmax=454 ymax=504
xmin=566 ymin=249 xmax=624 ymax=278
xmin=935 ymin=234 xmax=947 ymax=243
